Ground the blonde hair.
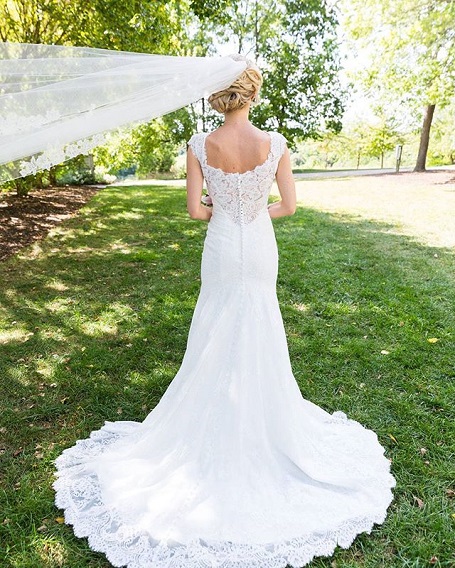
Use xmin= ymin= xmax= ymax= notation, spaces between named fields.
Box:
xmin=208 ymin=54 xmax=263 ymax=114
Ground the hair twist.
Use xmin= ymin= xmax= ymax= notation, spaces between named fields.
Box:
xmin=208 ymin=55 xmax=263 ymax=114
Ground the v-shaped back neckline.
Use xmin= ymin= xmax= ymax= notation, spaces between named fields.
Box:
xmin=202 ymin=131 xmax=274 ymax=176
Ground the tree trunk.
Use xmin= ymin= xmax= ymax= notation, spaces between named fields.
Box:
xmin=414 ymin=104 xmax=435 ymax=172
xmin=202 ymin=98 xmax=206 ymax=133
xmin=254 ymin=0 xmax=259 ymax=61
xmin=49 ymin=166 xmax=57 ymax=186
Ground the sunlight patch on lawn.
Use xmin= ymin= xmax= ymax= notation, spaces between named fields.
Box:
xmin=289 ymin=172 xmax=455 ymax=249
xmin=325 ymin=301 xmax=359 ymax=315
xmin=47 ymin=226 xmax=79 ymax=239
xmin=3 ymin=287 xmax=18 ymax=299
xmin=17 ymin=242 xmax=44 ymax=259
xmin=182 ymin=228 xmax=202 ymax=237
xmin=39 ymin=328 xmax=68 ymax=342
xmin=35 ymin=358 xmax=54 ymax=378
xmin=109 ymin=211 xmax=144 ymax=220
xmin=33 ymin=535 xmax=68 ymax=567
xmin=45 ymin=280 xmax=69 ymax=292
xmin=78 ymin=302 xmax=136 ymax=337
xmin=80 ymin=319 xmax=118 ymax=337
xmin=66 ymin=246 xmax=96 ymax=254
xmin=293 ymin=302 xmax=310 ymax=312
xmin=110 ymin=241 xmax=133 ymax=254
xmin=44 ymin=298 xmax=73 ymax=313
xmin=0 ymin=327 xmax=30 ymax=344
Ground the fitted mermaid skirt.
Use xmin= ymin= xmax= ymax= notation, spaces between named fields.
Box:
xmin=54 ymin=131 xmax=396 ymax=567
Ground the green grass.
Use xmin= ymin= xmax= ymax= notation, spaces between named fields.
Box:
xmin=0 ymin=184 xmax=454 ymax=567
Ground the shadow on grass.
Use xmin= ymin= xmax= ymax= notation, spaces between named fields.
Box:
xmin=0 ymin=185 xmax=454 ymax=567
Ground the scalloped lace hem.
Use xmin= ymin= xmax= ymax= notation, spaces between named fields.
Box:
xmin=54 ymin=506 xmax=392 ymax=568
xmin=53 ymin=415 xmax=395 ymax=568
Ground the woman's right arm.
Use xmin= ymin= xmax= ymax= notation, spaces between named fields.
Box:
xmin=186 ymin=146 xmax=212 ymax=221
xmin=268 ymin=146 xmax=296 ymax=218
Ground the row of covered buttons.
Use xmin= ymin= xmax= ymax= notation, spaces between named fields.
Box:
xmin=237 ymin=174 xmax=244 ymax=219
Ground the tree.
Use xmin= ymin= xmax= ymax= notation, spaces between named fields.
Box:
xmin=343 ymin=123 xmax=370 ymax=169
xmin=0 ymin=0 xmax=199 ymax=192
xmin=310 ymin=131 xmax=350 ymax=168
xmin=0 ymin=0 xmax=193 ymax=54
xmin=425 ymin=98 xmax=455 ymax=165
xmin=341 ymin=0 xmax=455 ymax=171
xmin=192 ymin=0 xmax=348 ymax=144
xmin=363 ymin=121 xmax=403 ymax=168
xmin=0 ymin=0 xmax=93 ymax=44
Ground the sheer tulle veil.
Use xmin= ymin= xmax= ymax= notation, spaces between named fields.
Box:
xmin=0 ymin=42 xmax=248 ymax=183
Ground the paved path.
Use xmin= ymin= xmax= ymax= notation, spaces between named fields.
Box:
xmin=294 ymin=167 xmax=413 ymax=179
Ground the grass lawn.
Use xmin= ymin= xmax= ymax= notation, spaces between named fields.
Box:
xmin=0 ymin=184 xmax=454 ymax=567
xmin=284 ymin=170 xmax=455 ymax=249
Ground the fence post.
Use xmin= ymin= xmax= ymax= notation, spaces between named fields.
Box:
xmin=395 ymin=144 xmax=403 ymax=173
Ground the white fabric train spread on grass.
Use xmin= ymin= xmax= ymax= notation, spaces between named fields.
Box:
xmin=54 ymin=131 xmax=396 ymax=567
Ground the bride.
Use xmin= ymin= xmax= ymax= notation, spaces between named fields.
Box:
xmin=54 ymin=55 xmax=396 ymax=568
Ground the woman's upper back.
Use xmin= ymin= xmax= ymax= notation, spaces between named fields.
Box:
xmin=204 ymin=126 xmax=272 ymax=175
xmin=187 ymin=127 xmax=287 ymax=178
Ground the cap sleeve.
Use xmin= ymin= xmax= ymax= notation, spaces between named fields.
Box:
xmin=187 ymin=132 xmax=204 ymax=165
xmin=271 ymin=131 xmax=288 ymax=161
xmin=277 ymin=132 xmax=288 ymax=158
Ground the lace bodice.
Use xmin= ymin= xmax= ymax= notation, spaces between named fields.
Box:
xmin=187 ymin=131 xmax=287 ymax=225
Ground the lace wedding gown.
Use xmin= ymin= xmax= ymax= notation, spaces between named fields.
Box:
xmin=54 ymin=130 xmax=396 ymax=568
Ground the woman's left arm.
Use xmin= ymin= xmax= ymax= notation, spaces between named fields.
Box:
xmin=268 ymin=146 xmax=296 ymax=218
xmin=186 ymin=146 xmax=212 ymax=221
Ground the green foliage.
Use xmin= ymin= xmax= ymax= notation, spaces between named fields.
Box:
xmin=340 ymin=0 xmax=455 ymax=168
xmin=94 ymin=109 xmax=197 ymax=177
xmin=190 ymin=0 xmax=234 ymax=26
xmin=253 ymin=0 xmax=347 ymax=141
xmin=426 ymin=99 xmax=455 ymax=166
xmin=193 ymin=0 xmax=347 ymax=144
xmin=296 ymin=131 xmax=351 ymax=169
xmin=134 ymin=122 xmax=177 ymax=176
xmin=5 ymin=176 xmax=35 ymax=197
xmin=361 ymin=118 xmax=404 ymax=167
xmin=292 ymin=117 xmax=412 ymax=170
xmin=53 ymin=156 xmax=96 ymax=186
xmin=93 ymin=131 xmax=138 ymax=177
xmin=0 ymin=0 xmax=194 ymax=54
xmin=342 ymin=0 xmax=455 ymax=109
xmin=0 ymin=0 xmax=93 ymax=43
xmin=134 ymin=109 xmax=197 ymax=176
xmin=81 ymin=0 xmax=194 ymax=55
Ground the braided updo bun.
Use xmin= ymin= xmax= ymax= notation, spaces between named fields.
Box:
xmin=208 ymin=54 xmax=263 ymax=114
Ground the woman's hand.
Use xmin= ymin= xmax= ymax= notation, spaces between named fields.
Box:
xmin=267 ymin=201 xmax=296 ymax=218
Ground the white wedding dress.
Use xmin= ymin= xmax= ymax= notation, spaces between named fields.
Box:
xmin=54 ymin=130 xmax=396 ymax=568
